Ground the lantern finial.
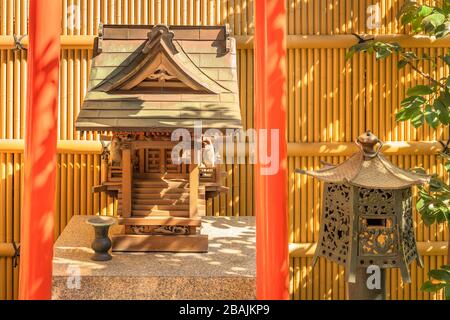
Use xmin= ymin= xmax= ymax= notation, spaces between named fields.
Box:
xmin=357 ymin=131 xmax=382 ymax=158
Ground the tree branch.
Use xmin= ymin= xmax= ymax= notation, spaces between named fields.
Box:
xmin=406 ymin=60 xmax=446 ymax=89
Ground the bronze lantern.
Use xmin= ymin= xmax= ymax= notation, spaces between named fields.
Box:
xmin=296 ymin=131 xmax=429 ymax=298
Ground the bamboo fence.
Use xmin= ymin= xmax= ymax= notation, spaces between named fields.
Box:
xmin=0 ymin=0 xmax=448 ymax=300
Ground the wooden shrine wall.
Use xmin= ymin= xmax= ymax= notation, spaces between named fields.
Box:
xmin=0 ymin=0 xmax=448 ymax=300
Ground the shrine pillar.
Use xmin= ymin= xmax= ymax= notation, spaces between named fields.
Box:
xmin=189 ymin=163 xmax=199 ymax=217
xmin=121 ymin=143 xmax=132 ymax=217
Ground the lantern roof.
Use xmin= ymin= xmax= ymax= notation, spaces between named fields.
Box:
xmin=76 ymin=24 xmax=242 ymax=132
xmin=296 ymin=131 xmax=430 ymax=189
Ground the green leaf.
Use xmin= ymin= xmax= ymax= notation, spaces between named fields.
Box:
xmin=438 ymin=90 xmax=450 ymax=106
xmin=417 ymin=5 xmax=434 ymax=17
xmin=398 ymin=59 xmax=408 ymax=69
xmin=375 ymin=47 xmax=392 ymax=60
xmin=422 ymin=212 xmax=436 ymax=225
xmin=346 ymin=41 xmax=380 ymax=60
xmin=412 ymin=19 xmax=424 ymax=33
xmin=435 ymin=207 xmax=449 ymax=223
xmin=435 ymin=23 xmax=450 ymax=38
xmin=442 ymin=55 xmax=450 ymax=67
xmin=396 ymin=103 xmax=421 ymax=122
xmin=398 ymin=1 xmax=419 ymax=18
xmin=419 ymin=189 xmax=433 ymax=200
xmin=421 ymin=280 xmax=446 ymax=292
xmin=407 ymin=84 xmax=434 ymax=96
xmin=403 ymin=51 xmax=418 ymax=60
xmin=424 ymin=105 xmax=439 ymax=128
xmin=401 ymin=95 xmax=426 ymax=107
xmin=387 ymin=42 xmax=402 ymax=53
xmin=422 ymin=13 xmax=446 ymax=31
xmin=416 ymin=198 xmax=426 ymax=211
xmin=413 ymin=167 xmax=427 ymax=175
xmin=401 ymin=12 xmax=416 ymax=26
xmin=345 ymin=47 xmax=356 ymax=61
xmin=429 ymin=269 xmax=450 ymax=282
xmin=411 ymin=112 xmax=425 ymax=128
xmin=430 ymin=177 xmax=447 ymax=191
xmin=444 ymin=161 xmax=450 ymax=172
xmin=433 ymin=99 xmax=450 ymax=125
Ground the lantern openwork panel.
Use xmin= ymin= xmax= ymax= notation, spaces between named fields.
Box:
xmin=297 ymin=131 xmax=429 ymax=284
xmin=355 ymin=187 xmax=419 ymax=271
xmin=317 ymin=183 xmax=352 ymax=266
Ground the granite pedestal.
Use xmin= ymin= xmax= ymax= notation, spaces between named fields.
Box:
xmin=52 ymin=215 xmax=256 ymax=300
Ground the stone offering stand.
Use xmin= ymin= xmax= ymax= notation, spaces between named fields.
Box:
xmin=52 ymin=215 xmax=255 ymax=300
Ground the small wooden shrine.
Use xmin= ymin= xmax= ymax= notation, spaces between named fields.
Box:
xmin=76 ymin=24 xmax=241 ymax=252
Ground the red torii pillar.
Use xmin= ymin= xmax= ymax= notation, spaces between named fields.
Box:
xmin=254 ymin=1 xmax=289 ymax=299
xmin=19 ymin=0 xmax=61 ymax=299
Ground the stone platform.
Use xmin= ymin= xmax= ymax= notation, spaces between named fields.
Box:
xmin=52 ymin=215 xmax=255 ymax=300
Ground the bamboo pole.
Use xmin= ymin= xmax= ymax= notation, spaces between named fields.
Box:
xmin=289 ymin=241 xmax=448 ymax=258
xmin=55 ymin=155 xmax=61 ymax=238
xmin=0 ymin=153 xmax=6 ymax=300
xmin=61 ymin=154 xmax=67 ymax=230
xmin=6 ymin=153 xmax=13 ymax=299
xmin=0 ymin=243 xmax=16 ymax=257
xmin=287 ymin=141 xmax=443 ymax=156
xmin=80 ymin=154 xmax=87 ymax=215
xmin=239 ymin=49 xmax=246 ymax=216
xmin=2 ymin=34 xmax=450 ymax=50
xmin=13 ymin=152 xmax=19 ymax=299
xmin=5 ymin=239 xmax=445 ymax=259
xmin=0 ymin=140 xmax=103 ymax=153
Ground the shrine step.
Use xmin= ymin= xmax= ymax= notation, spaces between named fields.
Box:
xmin=112 ymin=234 xmax=208 ymax=252
xmin=118 ymin=216 xmax=201 ymax=226
xmin=121 ymin=198 xmax=189 ymax=205
xmin=133 ymin=187 xmax=190 ymax=194
xmin=133 ymin=173 xmax=188 ymax=180
xmin=132 ymin=204 xmax=189 ymax=211
xmin=133 ymin=179 xmax=188 ymax=188
xmin=118 ymin=204 xmax=189 ymax=212
xmin=120 ymin=192 xmax=190 ymax=200
xmin=132 ymin=209 xmax=190 ymax=217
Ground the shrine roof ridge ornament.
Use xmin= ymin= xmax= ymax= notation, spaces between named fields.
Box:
xmin=295 ymin=131 xmax=430 ymax=189
xmin=143 ymin=25 xmax=177 ymax=54
xmin=94 ymin=24 xmax=223 ymax=94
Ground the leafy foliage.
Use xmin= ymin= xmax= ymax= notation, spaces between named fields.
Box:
xmin=421 ymin=265 xmax=450 ymax=300
xmin=400 ymin=0 xmax=450 ymax=37
xmin=346 ymin=0 xmax=450 ymax=129
xmin=415 ymin=153 xmax=450 ymax=225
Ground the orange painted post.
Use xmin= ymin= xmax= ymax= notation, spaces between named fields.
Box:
xmin=18 ymin=0 xmax=61 ymax=300
xmin=254 ymin=0 xmax=289 ymax=299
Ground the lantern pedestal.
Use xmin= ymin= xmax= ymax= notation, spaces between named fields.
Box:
xmin=348 ymin=267 xmax=386 ymax=300
xmin=52 ymin=215 xmax=256 ymax=300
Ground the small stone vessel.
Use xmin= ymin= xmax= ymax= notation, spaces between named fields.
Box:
xmin=87 ymin=216 xmax=116 ymax=261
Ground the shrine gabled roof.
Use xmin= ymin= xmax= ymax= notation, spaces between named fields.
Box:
xmin=76 ymin=24 xmax=242 ymax=131
xmin=296 ymin=133 xmax=430 ymax=189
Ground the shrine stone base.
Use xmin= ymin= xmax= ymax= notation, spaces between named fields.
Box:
xmin=52 ymin=215 xmax=255 ymax=300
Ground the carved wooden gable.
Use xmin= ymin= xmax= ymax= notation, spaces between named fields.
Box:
xmin=76 ymin=24 xmax=241 ymax=131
